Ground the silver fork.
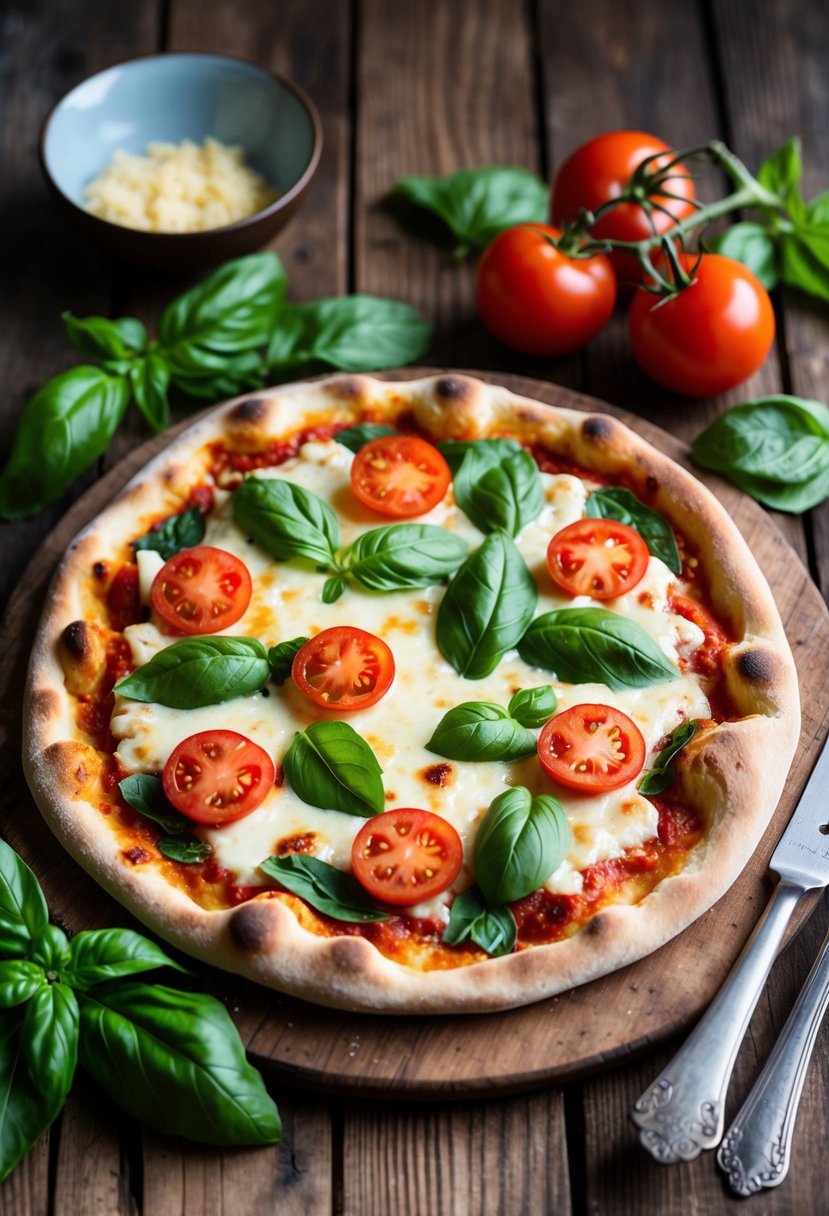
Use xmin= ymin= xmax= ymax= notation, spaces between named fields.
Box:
xmin=717 ymin=910 xmax=829 ymax=1196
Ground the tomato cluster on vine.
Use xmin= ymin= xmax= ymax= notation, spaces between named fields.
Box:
xmin=475 ymin=131 xmax=776 ymax=398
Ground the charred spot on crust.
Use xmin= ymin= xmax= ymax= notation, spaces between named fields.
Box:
xmin=230 ymin=901 xmax=273 ymax=953
xmin=230 ymin=397 xmax=269 ymax=424
xmin=435 ymin=375 xmax=473 ymax=402
xmin=31 ymin=688 xmax=60 ymax=720
xmin=329 ymin=936 xmax=368 ymax=974
xmin=326 ymin=375 xmax=366 ymax=400
xmin=61 ymin=620 xmax=91 ymax=660
xmin=586 ymin=913 xmax=607 ymax=938
xmin=737 ymin=648 xmax=776 ymax=684
xmin=422 ymin=762 xmax=453 ymax=787
xmin=582 ymin=416 xmax=614 ymax=442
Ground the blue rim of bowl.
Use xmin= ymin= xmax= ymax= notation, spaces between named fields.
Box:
xmin=38 ymin=50 xmax=324 ymax=243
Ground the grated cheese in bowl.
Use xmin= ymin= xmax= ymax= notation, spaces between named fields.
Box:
xmin=83 ymin=137 xmax=279 ymax=233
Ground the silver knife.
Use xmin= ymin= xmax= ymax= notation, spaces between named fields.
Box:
xmin=630 ymin=730 xmax=829 ymax=1164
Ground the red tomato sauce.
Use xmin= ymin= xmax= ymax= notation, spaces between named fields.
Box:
xmin=669 ymin=592 xmax=732 ymax=676
xmin=77 ymin=637 xmax=133 ymax=751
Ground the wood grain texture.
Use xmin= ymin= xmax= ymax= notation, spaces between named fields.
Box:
xmin=54 ymin=1084 xmax=135 ymax=1216
xmin=141 ymin=1098 xmax=333 ymax=1216
xmin=3 ymin=369 xmax=824 ymax=1101
xmin=341 ymin=1090 xmax=570 ymax=1216
xmin=0 ymin=1131 xmax=49 ymax=1216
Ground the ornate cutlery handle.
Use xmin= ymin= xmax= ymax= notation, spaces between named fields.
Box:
xmin=717 ymin=922 xmax=829 ymax=1195
xmin=631 ymin=881 xmax=805 ymax=1163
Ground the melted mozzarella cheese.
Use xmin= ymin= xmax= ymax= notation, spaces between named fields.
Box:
xmin=112 ymin=440 xmax=709 ymax=905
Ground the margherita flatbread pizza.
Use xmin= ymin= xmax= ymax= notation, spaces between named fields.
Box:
xmin=23 ymin=373 xmax=800 ymax=1013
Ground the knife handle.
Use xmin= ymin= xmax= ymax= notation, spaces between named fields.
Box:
xmin=717 ymin=920 xmax=829 ymax=1195
xmin=631 ymin=880 xmax=805 ymax=1163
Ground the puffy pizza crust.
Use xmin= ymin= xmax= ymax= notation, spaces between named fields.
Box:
xmin=23 ymin=373 xmax=800 ymax=1013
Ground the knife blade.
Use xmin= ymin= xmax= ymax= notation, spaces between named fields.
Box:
xmin=631 ymin=731 xmax=829 ymax=1164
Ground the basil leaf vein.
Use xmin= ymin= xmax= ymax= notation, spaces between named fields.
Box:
xmin=233 ymin=474 xmax=339 ymax=567
xmin=342 ymin=523 xmax=468 ymax=591
xmin=474 ymin=787 xmax=571 ymax=905
xmin=639 ymin=721 xmax=698 ymax=795
xmin=133 ymin=506 xmax=205 ymax=560
xmin=65 ymin=928 xmax=186 ymax=990
xmin=260 ymin=854 xmax=389 ymax=922
xmin=283 ymin=722 xmax=384 ymax=816
xmin=586 ymin=487 xmax=681 ymax=575
xmin=443 ymin=887 xmax=516 ymax=957
xmin=507 ymin=685 xmax=558 ymax=728
xmin=518 ymin=607 xmax=678 ymax=690
xmin=426 ymin=702 xmax=535 ymax=762
xmin=115 ymin=637 xmax=270 ymax=709
xmin=0 ymin=839 xmax=48 ymax=958
xmin=452 ymin=443 xmax=543 ymax=537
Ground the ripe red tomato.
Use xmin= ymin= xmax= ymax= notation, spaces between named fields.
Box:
xmin=476 ymin=224 xmax=616 ymax=356
xmin=628 ymin=253 xmax=775 ymax=397
xmin=351 ymin=435 xmax=451 ymax=517
xmin=151 ymin=546 xmax=252 ymax=635
xmin=292 ymin=627 xmax=395 ymax=710
xmin=551 ymin=130 xmax=696 ymax=285
xmin=351 ymin=808 xmax=463 ymax=906
xmin=537 ymin=704 xmax=646 ymax=793
xmin=162 ymin=729 xmax=275 ymax=825
xmin=546 ymin=518 xmax=649 ymax=600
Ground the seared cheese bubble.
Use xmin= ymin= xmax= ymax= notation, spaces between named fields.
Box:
xmin=112 ymin=439 xmax=708 ymax=908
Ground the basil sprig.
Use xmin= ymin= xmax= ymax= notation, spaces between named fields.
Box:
xmin=260 ymin=855 xmax=389 ymax=922
xmin=133 ymin=506 xmax=206 ymax=560
xmin=394 ymin=166 xmax=548 ymax=256
xmin=115 ymin=636 xmax=270 ymax=709
xmin=233 ymin=475 xmax=340 ymax=566
xmin=586 ymin=487 xmax=681 ymax=574
xmin=691 ymin=396 xmax=829 ymax=513
xmin=283 ymin=721 xmax=385 ymax=816
xmin=426 ymin=685 xmax=556 ymax=762
xmin=0 ymin=252 xmax=431 ymax=521
xmin=0 ymin=839 xmax=280 ymax=1181
xmin=474 ymin=787 xmax=571 ymax=905
xmin=437 ymin=531 xmax=538 ymax=678
xmin=118 ymin=774 xmax=211 ymax=866
xmin=443 ymin=887 xmax=516 ymax=957
xmin=518 ymin=607 xmax=678 ymax=690
xmin=639 ymin=722 xmax=698 ymax=796
xmin=449 ymin=439 xmax=544 ymax=537
xmin=266 ymin=296 xmax=431 ymax=376
xmin=335 ymin=423 xmax=398 ymax=454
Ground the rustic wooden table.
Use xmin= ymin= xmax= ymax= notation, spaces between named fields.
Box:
xmin=2 ymin=1 xmax=829 ymax=1213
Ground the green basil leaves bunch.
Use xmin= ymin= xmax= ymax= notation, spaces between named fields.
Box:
xmin=427 ymin=685 xmax=558 ymax=762
xmin=0 ymin=838 xmax=280 ymax=1182
xmin=691 ymin=395 xmax=829 ymax=513
xmin=0 ymin=253 xmax=431 ymax=521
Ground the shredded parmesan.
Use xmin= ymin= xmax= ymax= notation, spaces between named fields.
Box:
xmin=84 ymin=137 xmax=278 ymax=233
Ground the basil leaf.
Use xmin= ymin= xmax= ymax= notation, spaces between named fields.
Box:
xmin=132 ymin=505 xmax=205 ymax=560
xmin=63 ymin=313 xmax=147 ymax=360
xmin=722 ymin=464 xmax=829 ymax=514
xmin=23 ymin=983 xmax=79 ymax=1114
xmin=711 ymin=223 xmax=778 ymax=290
xmin=443 ymin=887 xmax=516 ymax=957
xmin=518 ymin=607 xmax=678 ymax=690
xmin=586 ymin=487 xmax=681 ymax=574
xmin=0 ymin=961 xmax=45 ymax=1009
xmin=426 ymin=703 xmax=536 ymax=762
xmin=507 ymin=684 xmax=558 ymax=728
xmin=639 ymin=721 xmax=698 ymax=796
xmin=118 ymin=773 xmax=189 ymax=834
xmin=691 ymin=397 xmax=829 ymax=486
xmin=343 ymin=524 xmax=468 ymax=591
xmin=129 ymin=351 xmax=171 ymax=433
xmin=780 ymin=228 xmax=829 ymax=303
xmin=395 ymin=167 xmax=547 ymax=253
xmin=266 ymin=296 xmax=431 ymax=374
xmin=758 ymin=137 xmax=802 ymax=200
xmin=166 ymin=350 xmax=266 ymax=399
xmin=437 ymin=531 xmax=537 ymax=679
xmin=474 ymin=787 xmax=571 ymax=905
xmin=157 ymin=835 xmax=212 ymax=864
xmin=267 ymin=637 xmax=308 ymax=685
xmin=452 ymin=444 xmax=543 ymax=536
xmin=233 ymin=475 xmax=339 ymax=567
xmin=0 ymin=1010 xmax=55 ymax=1181
xmin=115 ymin=637 xmax=270 ymax=709
xmin=322 ymin=576 xmax=346 ymax=603
xmin=66 ymin=928 xmax=186 ymax=990
xmin=260 ymin=855 xmax=389 ymax=922
xmin=159 ymin=253 xmax=286 ymax=356
xmin=30 ymin=925 xmax=71 ymax=971
xmin=0 ymin=838 xmax=48 ymax=957
xmin=284 ymin=721 xmax=384 ymax=817
xmin=0 ymin=366 xmax=130 ymax=520
xmin=77 ymin=981 xmax=281 ymax=1146
xmin=437 ymin=437 xmax=523 ymax=476
xmin=335 ymin=423 xmax=398 ymax=454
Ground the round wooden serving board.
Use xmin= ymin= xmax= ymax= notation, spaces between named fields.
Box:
xmin=3 ymin=369 xmax=829 ymax=1100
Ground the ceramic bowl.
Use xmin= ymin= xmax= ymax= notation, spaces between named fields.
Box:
xmin=39 ymin=52 xmax=322 ymax=270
